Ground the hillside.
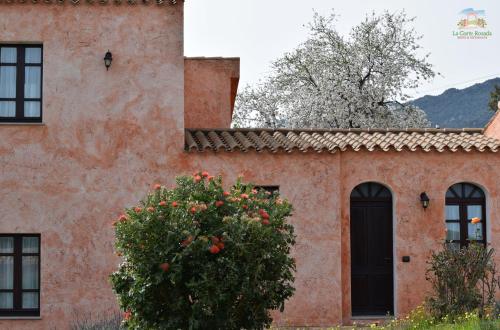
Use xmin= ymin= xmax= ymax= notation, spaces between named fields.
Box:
xmin=411 ymin=78 xmax=500 ymax=128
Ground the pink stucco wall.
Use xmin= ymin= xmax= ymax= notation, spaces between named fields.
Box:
xmin=184 ymin=57 xmax=240 ymax=128
xmin=485 ymin=111 xmax=500 ymax=140
xmin=186 ymin=150 xmax=500 ymax=327
xmin=0 ymin=4 xmax=185 ymax=329
xmin=0 ymin=4 xmax=499 ymax=330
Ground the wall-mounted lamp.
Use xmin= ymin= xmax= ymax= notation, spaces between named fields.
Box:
xmin=104 ymin=50 xmax=113 ymax=71
xmin=420 ymin=192 xmax=430 ymax=209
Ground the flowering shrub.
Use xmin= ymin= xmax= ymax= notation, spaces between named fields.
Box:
xmin=362 ymin=307 xmax=499 ymax=330
xmin=426 ymin=243 xmax=499 ymax=320
xmin=110 ymin=173 xmax=296 ymax=329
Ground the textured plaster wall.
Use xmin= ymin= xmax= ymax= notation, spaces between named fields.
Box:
xmin=0 ymin=5 xmax=499 ymax=330
xmin=0 ymin=5 xmax=185 ymax=329
xmin=187 ymin=150 xmax=500 ymax=327
xmin=485 ymin=112 xmax=500 ymax=139
xmin=184 ymin=57 xmax=240 ymax=128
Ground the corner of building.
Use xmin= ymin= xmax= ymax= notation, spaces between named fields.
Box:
xmin=184 ymin=57 xmax=240 ymax=129
xmin=484 ymin=109 xmax=500 ymax=139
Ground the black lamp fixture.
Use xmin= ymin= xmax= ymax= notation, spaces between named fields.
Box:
xmin=104 ymin=50 xmax=113 ymax=71
xmin=420 ymin=192 xmax=430 ymax=209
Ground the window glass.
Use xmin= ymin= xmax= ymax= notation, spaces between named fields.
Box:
xmin=22 ymin=256 xmax=39 ymax=290
xmin=0 ymin=45 xmax=42 ymax=122
xmin=0 ymin=47 xmax=16 ymax=63
xmin=466 ymin=205 xmax=482 ymax=220
xmin=0 ymin=101 xmax=15 ymax=117
xmin=24 ymin=101 xmax=40 ymax=117
xmin=0 ymin=235 xmax=40 ymax=316
xmin=464 ymin=184 xmax=474 ymax=198
xmin=0 ymin=237 xmax=14 ymax=253
xmin=470 ymin=189 xmax=484 ymax=198
xmin=24 ymin=66 xmax=41 ymax=98
xmin=0 ymin=66 xmax=16 ymax=98
xmin=468 ymin=223 xmax=483 ymax=241
xmin=445 ymin=205 xmax=460 ymax=220
xmin=0 ymin=293 xmax=13 ymax=309
xmin=25 ymin=48 xmax=41 ymax=64
xmin=446 ymin=185 xmax=460 ymax=198
xmin=22 ymin=292 xmax=38 ymax=309
xmin=22 ymin=237 xmax=39 ymax=253
xmin=446 ymin=222 xmax=460 ymax=241
xmin=446 ymin=183 xmax=486 ymax=247
xmin=0 ymin=256 xmax=14 ymax=289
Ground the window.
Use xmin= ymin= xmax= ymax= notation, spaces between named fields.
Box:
xmin=0 ymin=235 xmax=40 ymax=317
xmin=0 ymin=45 xmax=43 ymax=123
xmin=445 ymin=183 xmax=486 ymax=249
xmin=255 ymin=186 xmax=280 ymax=196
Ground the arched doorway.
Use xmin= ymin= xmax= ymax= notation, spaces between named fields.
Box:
xmin=350 ymin=182 xmax=394 ymax=316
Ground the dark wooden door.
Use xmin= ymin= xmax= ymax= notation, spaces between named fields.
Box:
xmin=350 ymin=183 xmax=393 ymax=316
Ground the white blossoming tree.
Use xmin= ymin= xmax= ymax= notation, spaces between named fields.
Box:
xmin=233 ymin=11 xmax=436 ymax=129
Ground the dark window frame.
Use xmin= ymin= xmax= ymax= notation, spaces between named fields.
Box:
xmin=445 ymin=183 xmax=486 ymax=248
xmin=0 ymin=234 xmax=40 ymax=317
xmin=0 ymin=44 xmax=43 ymax=123
xmin=255 ymin=185 xmax=280 ymax=196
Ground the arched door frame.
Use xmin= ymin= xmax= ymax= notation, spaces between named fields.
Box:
xmin=350 ymin=182 xmax=395 ymax=317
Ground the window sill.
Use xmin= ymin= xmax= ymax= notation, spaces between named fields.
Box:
xmin=0 ymin=316 xmax=41 ymax=320
xmin=0 ymin=122 xmax=45 ymax=126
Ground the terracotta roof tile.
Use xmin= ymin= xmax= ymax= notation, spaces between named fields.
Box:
xmin=185 ymin=128 xmax=500 ymax=154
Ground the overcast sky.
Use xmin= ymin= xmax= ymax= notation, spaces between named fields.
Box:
xmin=185 ymin=0 xmax=500 ymax=99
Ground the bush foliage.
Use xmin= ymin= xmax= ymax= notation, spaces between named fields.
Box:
xmin=110 ymin=173 xmax=296 ymax=330
xmin=426 ymin=243 xmax=499 ymax=320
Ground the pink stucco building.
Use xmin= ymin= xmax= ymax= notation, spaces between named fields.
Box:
xmin=0 ymin=2 xmax=499 ymax=329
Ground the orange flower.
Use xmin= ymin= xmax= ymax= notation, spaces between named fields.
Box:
xmin=190 ymin=207 xmax=197 ymax=214
xmin=194 ymin=175 xmax=202 ymax=183
xmin=223 ymin=191 xmax=230 ymax=197
xmin=153 ymin=184 xmax=162 ymax=191
xmin=159 ymin=262 xmax=170 ymax=272
xmin=242 ymin=204 xmax=248 ymax=210
xmin=215 ymin=201 xmax=224 ymax=208
xmin=208 ymin=176 xmax=215 ymax=181
xmin=134 ymin=207 xmax=142 ymax=213
xmin=241 ymin=193 xmax=249 ymax=199
xmin=217 ymin=242 xmax=225 ymax=250
xmin=209 ymin=245 xmax=221 ymax=254
xmin=172 ymin=201 xmax=179 ymax=208
xmin=201 ymin=171 xmax=209 ymax=178
xmin=114 ymin=214 xmax=128 ymax=226
xmin=181 ymin=236 xmax=193 ymax=247
xmin=262 ymin=219 xmax=271 ymax=226
xmin=471 ymin=217 xmax=481 ymax=224
xmin=124 ymin=310 xmax=132 ymax=321
xmin=147 ymin=207 xmax=155 ymax=213
xmin=159 ymin=201 xmax=167 ymax=207
xmin=259 ymin=209 xmax=270 ymax=220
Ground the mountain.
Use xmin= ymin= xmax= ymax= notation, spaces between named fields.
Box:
xmin=411 ymin=77 xmax=500 ymax=128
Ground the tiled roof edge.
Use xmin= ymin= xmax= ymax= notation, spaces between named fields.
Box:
xmin=185 ymin=128 xmax=500 ymax=154
xmin=186 ymin=127 xmax=485 ymax=134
